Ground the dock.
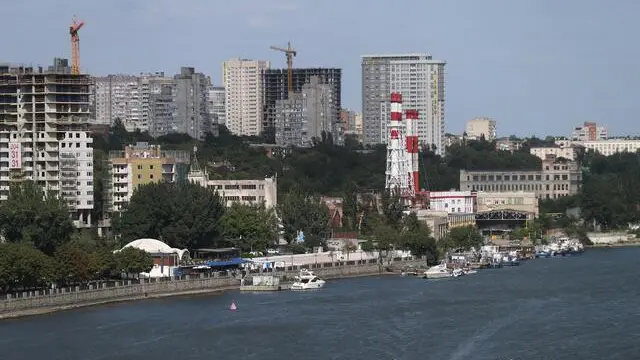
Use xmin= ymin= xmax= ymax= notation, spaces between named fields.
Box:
xmin=239 ymin=275 xmax=292 ymax=292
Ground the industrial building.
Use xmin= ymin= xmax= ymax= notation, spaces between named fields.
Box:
xmin=223 ymin=58 xmax=270 ymax=137
xmin=459 ymin=155 xmax=581 ymax=199
xmin=0 ymin=58 xmax=94 ymax=228
xmin=263 ymin=68 xmax=341 ymax=140
xmin=107 ymin=142 xmax=190 ymax=212
xmin=361 ymin=54 xmax=446 ymax=154
xmin=274 ymin=76 xmax=337 ymax=147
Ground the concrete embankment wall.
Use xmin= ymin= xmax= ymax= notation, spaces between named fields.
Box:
xmin=588 ymin=232 xmax=633 ymax=244
xmin=0 ymin=258 xmax=421 ymax=318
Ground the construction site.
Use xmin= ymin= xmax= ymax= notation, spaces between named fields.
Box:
xmin=0 ymin=17 xmax=94 ymax=227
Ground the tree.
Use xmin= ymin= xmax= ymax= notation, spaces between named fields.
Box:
xmin=441 ymin=226 xmax=484 ymax=251
xmin=114 ymin=247 xmax=154 ymax=278
xmin=0 ymin=181 xmax=74 ymax=255
xmin=220 ymin=203 xmax=277 ymax=251
xmin=398 ymin=213 xmax=439 ymax=264
xmin=54 ymin=245 xmax=93 ymax=285
xmin=0 ymin=243 xmax=55 ymax=293
xmin=113 ymin=182 xmax=226 ymax=250
xmin=277 ymin=188 xmax=331 ymax=244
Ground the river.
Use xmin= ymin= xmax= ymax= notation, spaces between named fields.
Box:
xmin=1 ymin=247 xmax=639 ymax=359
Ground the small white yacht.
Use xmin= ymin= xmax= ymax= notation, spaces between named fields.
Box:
xmin=291 ymin=269 xmax=326 ymax=290
xmin=423 ymin=263 xmax=453 ymax=279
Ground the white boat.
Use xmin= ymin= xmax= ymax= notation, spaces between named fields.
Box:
xmin=423 ymin=263 xmax=453 ymax=279
xmin=452 ymin=268 xmax=465 ymax=277
xmin=291 ymin=269 xmax=326 ymax=290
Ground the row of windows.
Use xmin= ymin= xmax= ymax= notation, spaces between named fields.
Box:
xmin=469 ymin=183 xmax=573 ymax=192
xmin=468 ymin=174 xmax=569 ymax=181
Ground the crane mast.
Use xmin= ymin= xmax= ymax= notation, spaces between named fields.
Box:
xmin=269 ymin=42 xmax=297 ymax=93
xmin=69 ymin=16 xmax=85 ymax=75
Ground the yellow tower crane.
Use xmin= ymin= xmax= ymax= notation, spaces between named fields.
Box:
xmin=269 ymin=42 xmax=297 ymax=93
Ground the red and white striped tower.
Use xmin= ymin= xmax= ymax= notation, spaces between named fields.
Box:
xmin=385 ymin=93 xmax=412 ymax=197
xmin=405 ymin=110 xmax=420 ymax=194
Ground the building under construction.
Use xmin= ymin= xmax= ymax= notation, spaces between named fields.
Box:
xmin=262 ymin=68 xmax=341 ymax=139
xmin=0 ymin=58 xmax=94 ymax=228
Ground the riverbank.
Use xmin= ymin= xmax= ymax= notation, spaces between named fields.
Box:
xmin=0 ymin=258 xmax=420 ymax=320
xmin=588 ymin=242 xmax=640 ymax=248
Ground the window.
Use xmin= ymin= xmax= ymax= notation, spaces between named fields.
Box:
xmin=149 ymin=165 xmax=154 ymax=170
xmin=150 ymin=174 xmax=154 ymax=179
xmin=137 ymin=174 xmax=141 ymax=179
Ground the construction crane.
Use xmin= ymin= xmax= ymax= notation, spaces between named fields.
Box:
xmin=269 ymin=42 xmax=297 ymax=93
xmin=69 ymin=16 xmax=85 ymax=75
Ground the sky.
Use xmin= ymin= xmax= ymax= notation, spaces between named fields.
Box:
xmin=2 ymin=0 xmax=639 ymax=137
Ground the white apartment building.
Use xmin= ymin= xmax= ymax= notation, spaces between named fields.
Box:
xmin=465 ymin=117 xmax=496 ymax=141
xmin=428 ymin=190 xmax=476 ymax=214
xmin=580 ymin=139 xmax=640 ymax=156
xmin=0 ymin=60 xmax=94 ymax=228
xmin=93 ymin=75 xmax=140 ymax=127
xmin=223 ymin=58 xmax=270 ymax=136
xmin=530 ymin=146 xmax=576 ymax=161
xmin=361 ymin=53 xmax=446 ymax=154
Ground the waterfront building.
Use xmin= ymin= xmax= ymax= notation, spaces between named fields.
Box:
xmin=361 ymin=53 xmax=446 ymax=154
xmin=117 ymin=238 xmax=190 ymax=278
xmin=413 ymin=209 xmax=449 ymax=241
xmin=459 ymin=155 xmax=581 ymax=199
xmin=0 ymin=58 xmax=94 ymax=228
xmin=465 ymin=117 xmax=496 ymax=141
xmin=107 ymin=142 xmax=190 ymax=213
xmin=428 ymin=190 xmax=476 ymax=214
xmin=223 ymin=58 xmax=270 ymax=136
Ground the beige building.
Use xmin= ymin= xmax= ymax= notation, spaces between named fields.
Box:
xmin=223 ymin=58 xmax=270 ymax=137
xmin=476 ymin=191 xmax=539 ymax=218
xmin=465 ymin=117 xmax=496 ymax=141
xmin=530 ymin=146 xmax=576 ymax=161
xmin=414 ymin=209 xmax=449 ymax=241
xmin=459 ymin=155 xmax=581 ymax=200
xmin=108 ymin=143 xmax=190 ymax=212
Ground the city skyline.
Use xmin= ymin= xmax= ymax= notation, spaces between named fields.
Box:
xmin=2 ymin=0 xmax=638 ymax=137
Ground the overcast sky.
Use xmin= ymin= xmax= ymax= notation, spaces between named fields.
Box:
xmin=2 ymin=0 xmax=638 ymax=137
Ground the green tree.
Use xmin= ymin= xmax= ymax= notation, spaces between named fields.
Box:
xmin=114 ymin=247 xmax=154 ymax=278
xmin=54 ymin=245 xmax=93 ymax=285
xmin=277 ymin=189 xmax=331 ymax=244
xmin=441 ymin=226 xmax=484 ymax=251
xmin=220 ymin=203 xmax=277 ymax=251
xmin=398 ymin=213 xmax=439 ymax=264
xmin=89 ymin=249 xmax=117 ymax=280
xmin=113 ymin=182 xmax=226 ymax=250
xmin=0 ymin=243 xmax=55 ymax=293
xmin=0 ymin=181 xmax=74 ymax=255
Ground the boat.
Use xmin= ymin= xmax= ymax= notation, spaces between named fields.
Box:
xmin=423 ymin=263 xmax=453 ymax=279
xmin=290 ymin=269 xmax=326 ymax=290
xmin=452 ymin=268 xmax=465 ymax=277
xmin=535 ymin=249 xmax=551 ymax=258
xmin=501 ymin=254 xmax=520 ymax=266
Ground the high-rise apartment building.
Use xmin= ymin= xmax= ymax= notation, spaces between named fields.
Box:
xmin=571 ymin=121 xmax=607 ymax=141
xmin=93 ymin=75 xmax=139 ymax=126
xmin=209 ymin=86 xmax=225 ymax=126
xmin=173 ymin=67 xmax=211 ymax=140
xmin=223 ymin=58 xmax=269 ymax=136
xmin=466 ymin=117 xmax=497 ymax=141
xmin=145 ymin=75 xmax=175 ymax=138
xmin=361 ymin=54 xmax=446 ymax=154
xmin=0 ymin=58 xmax=94 ymax=228
xmin=263 ymin=68 xmax=341 ymax=140
xmin=275 ymin=76 xmax=337 ymax=147
xmin=107 ymin=142 xmax=190 ymax=213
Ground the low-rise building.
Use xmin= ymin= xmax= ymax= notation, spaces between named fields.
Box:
xmin=459 ymin=155 xmax=581 ymax=199
xmin=414 ymin=209 xmax=449 ymax=241
xmin=530 ymin=146 xmax=576 ymax=161
xmin=428 ymin=190 xmax=476 ymax=213
xmin=580 ymin=139 xmax=640 ymax=156
xmin=495 ymin=138 xmax=522 ymax=152
xmin=476 ymin=191 xmax=538 ymax=217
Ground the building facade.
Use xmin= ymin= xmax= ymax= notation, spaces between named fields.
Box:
xmin=173 ymin=67 xmax=211 ymax=140
xmin=571 ymin=121 xmax=607 ymax=141
xmin=428 ymin=190 xmax=476 ymax=214
xmin=580 ymin=139 xmax=640 ymax=156
xmin=209 ymin=86 xmax=225 ymax=126
xmin=529 ymin=146 xmax=576 ymax=161
xmin=0 ymin=58 xmax=94 ymax=228
xmin=263 ymin=68 xmax=341 ymax=137
xmin=465 ymin=117 xmax=496 ymax=141
xmin=274 ymin=76 xmax=336 ymax=147
xmin=476 ymin=191 xmax=539 ymax=217
xmin=108 ymin=143 xmax=190 ymax=212
xmin=459 ymin=156 xmax=581 ymax=199
xmin=92 ymin=75 xmax=139 ymax=126
xmin=361 ymin=54 xmax=446 ymax=154
xmin=223 ymin=58 xmax=270 ymax=136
